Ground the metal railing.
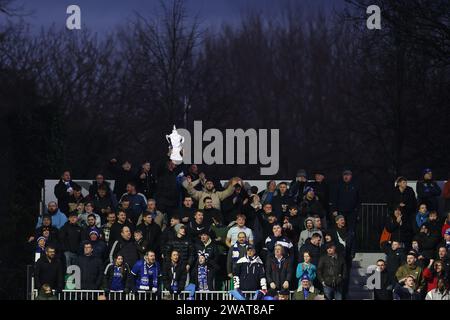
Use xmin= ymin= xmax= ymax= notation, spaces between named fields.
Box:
xmin=356 ymin=203 xmax=389 ymax=252
xmin=32 ymin=289 xmax=295 ymax=301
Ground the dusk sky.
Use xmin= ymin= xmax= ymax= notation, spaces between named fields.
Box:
xmin=3 ymin=0 xmax=348 ymax=34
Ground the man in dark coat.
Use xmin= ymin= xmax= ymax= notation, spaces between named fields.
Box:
xmin=330 ymin=170 xmax=361 ymax=233
xmin=137 ymin=211 xmax=162 ymax=256
xmin=109 ymin=210 xmax=135 ymax=245
xmin=233 ymin=245 xmax=267 ymax=291
xmin=88 ymin=173 xmax=112 ymax=198
xmin=108 ymin=158 xmax=136 ymax=198
xmin=193 ymin=231 xmax=219 ymax=270
xmin=77 ymin=242 xmax=103 ymax=289
xmin=108 ymin=226 xmax=139 ymax=268
xmin=382 ymin=240 xmax=406 ymax=284
xmin=385 ymin=206 xmax=413 ymax=248
xmin=282 ymin=206 xmax=302 ymax=247
xmin=179 ymin=196 xmax=196 ymax=224
xmin=164 ymin=224 xmax=194 ymax=271
xmin=390 ymin=177 xmax=417 ymax=227
xmin=136 ymin=160 xmax=157 ymax=199
xmin=272 ymin=182 xmax=294 ymax=220
xmin=202 ymin=197 xmax=224 ymax=225
xmin=155 ymin=160 xmax=182 ymax=218
xmin=308 ymin=170 xmax=330 ymax=218
xmin=186 ymin=211 xmax=212 ymax=243
xmin=54 ymin=170 xmax=81 ymax=215
xmin=266 ymin=244 xmax=293 ymax=290
xmin=328 ymin=215 xmax=355 ymax=299
xmin=298 ymin=233 xmax=324 ymax=267
xmin=317 ymin=243 xmax=347 ymax=300
xmin=59 ymin=212 xmax=82 ymax=267
xmin=289 ymin=169 xmax=308 ymax=204
xmin=34 ymin=246 xmax=64 ymax=292
xmin=416 ymin=168 xmax=442 ymax=212
xmin=299 ymin=187 xmax=326 ymax=221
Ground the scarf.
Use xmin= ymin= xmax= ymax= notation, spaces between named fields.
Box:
xmin=303 ymin=287 xmax=310 ymax=299
xmin=138 ymin=262 xmax=159 ymax=291
xmin=336 ymin=228 xmax=347 ymax=247
xmin=275 ymin=257 xmax=284 ymax=269
xmin=170 ymin=263 xmax=178 ymax=292
xmin=232 ymin=242 xmax=247 ymax=264
xmin=197 ymin=265 xmax=208 ymax=291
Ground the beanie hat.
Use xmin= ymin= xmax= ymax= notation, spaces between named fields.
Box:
xmin=174 ymin=223 xmax=185 ymax=234
xmin=304 ymin=186 xmax=314 ymax=195
xmin=335 ymin=214 xmax=345 ymax=222
xmin=89 ymin=230 xmax=100 ymax=238
xmin=342 ymin=169 xmax=352 ymax=176
xmin=296 ymin=169 xmax=307 ymax=177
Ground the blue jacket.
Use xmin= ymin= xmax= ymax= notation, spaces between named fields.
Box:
xmin=131 ymin=260 xmax=160 ymax=291
xmin=36 ymin=209 xmax=68 ymax=229
xmin=415 ymin=211 xmax=429 ymax=230
xmin=296 ymin=262 xmax=317 ymax=286
xmin=120 ymin=193 xmax=147 ymax=223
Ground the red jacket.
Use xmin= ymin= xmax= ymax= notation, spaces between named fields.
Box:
xmin=423 ymin=268 xmax=444 ymax=292
xmin=443 ymin=181 xmax=450 ymax=199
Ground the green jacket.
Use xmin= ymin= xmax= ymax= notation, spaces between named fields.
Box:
xmin=293 ymin=286 xmax=320 ymax=300
xmin=395 ymin=264 xmax=425 ymax=291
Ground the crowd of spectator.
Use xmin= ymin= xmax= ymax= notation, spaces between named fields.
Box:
xmin=29 ymin=159 xmax=450 ymax=300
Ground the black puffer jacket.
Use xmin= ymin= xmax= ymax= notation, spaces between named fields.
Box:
xmin=164 ymin=235 xmax=194 ymax=267
xmin=109 ymin=238 xmax=139 ymax=267
xmin=59 ymin=222 xmax=82 ymax=253
xmin=77 ymin=254 xmax=103 ymax=289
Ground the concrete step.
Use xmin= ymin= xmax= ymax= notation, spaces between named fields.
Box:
xmin=347 ymin=252 xmax=386 ymax=300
